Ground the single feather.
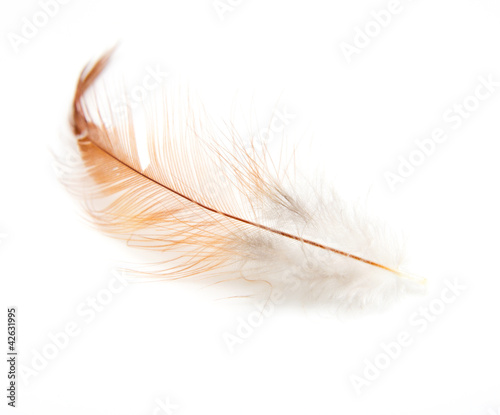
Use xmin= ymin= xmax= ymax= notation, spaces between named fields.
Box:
xmin=62 ymin=50 xmax=426 ymax=312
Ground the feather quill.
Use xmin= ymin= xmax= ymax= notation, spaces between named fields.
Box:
xmin=62 ymin=50 xmax=426 ymax=311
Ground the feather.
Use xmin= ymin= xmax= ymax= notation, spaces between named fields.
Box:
xmin=61 ymin=50 xmax=426 ymax=312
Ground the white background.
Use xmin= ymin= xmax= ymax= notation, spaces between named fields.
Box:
xmin=1 ymin=0 xmax=500 ymax=414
